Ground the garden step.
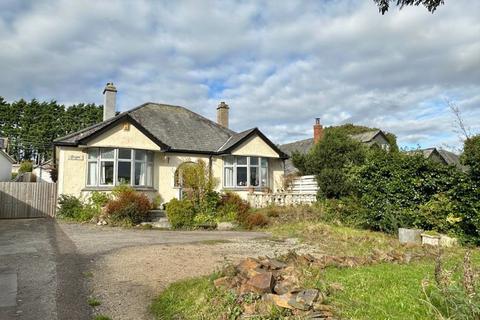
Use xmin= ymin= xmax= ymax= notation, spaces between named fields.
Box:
xmin=141 ymin=218 xmax=171 ymax=229
xmin=148 ymin=210 xmax=166 ymax=221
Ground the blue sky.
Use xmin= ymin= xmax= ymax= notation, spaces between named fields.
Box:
xmin=0 ymin=0 xmax=479 ymax=151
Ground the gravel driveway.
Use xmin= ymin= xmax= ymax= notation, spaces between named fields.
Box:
xmin=1 ymin=220 xmax=318 ymax=320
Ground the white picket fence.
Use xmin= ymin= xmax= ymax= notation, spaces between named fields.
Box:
xmin=247 ymin=175 xmax=319 ymax=208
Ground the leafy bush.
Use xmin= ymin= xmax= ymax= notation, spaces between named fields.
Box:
xmin=105 ymin=186 xmax=151 ymax=225
xmin=293 ymin=130 xmax=367 ymax=199
xmin=18 ymin=160 xmax=33 ymax=174
xmin=217 ymin=192 xmax=250 ymax=224
xmin=181 ymin=160 xmax=218 ymax=205
xmin=245 ymin=212 xmax=269 ymax=229
xmin=350 ymin=150 xmax=460 ymax=233
xmin=57 ymin=194 xmax=83 ymax=218
xmin=166 ymin=198 xmax=196 ymax=229
xmin=461 ymin=135 xmax=480 ymax=182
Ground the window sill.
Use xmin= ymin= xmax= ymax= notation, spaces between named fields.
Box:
xmin=222 ymin=187 xmax=269 ymax=192
xmin=82 ymin=186 xmax=157 ymax=192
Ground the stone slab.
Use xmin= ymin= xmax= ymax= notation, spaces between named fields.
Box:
xmin=0 ymin=272 xmax=17 ymax=308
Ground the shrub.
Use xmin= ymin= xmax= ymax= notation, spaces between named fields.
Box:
xmin=245 ymin=212 xmax=269 ymax=229
xmin=18 ymin=160 xmax=33 ymax=174
xmin=105 ymin=186 xmax=151 ymax=225
xmin=57 ymin=194 xmax=83 ymax=218
xmin=181 ymin=160 xmax=218 ymax=205
xmin=166 ymin=198 xmax=196 ymax=229
xmin=323 ymin=197 xmax=369 ymax=227
xmin=461 ymin=134 xmax=480 ymax=182
xmin=293 ymin=130 xmax=367 ymax=199
xmin=218 ymin=192 xmax=250 ymax=224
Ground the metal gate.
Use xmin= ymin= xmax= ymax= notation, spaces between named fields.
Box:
xmin=0 ymin=182 xmax=57 ymax=219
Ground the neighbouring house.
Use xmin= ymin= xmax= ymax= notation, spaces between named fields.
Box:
xmin=406 ymin=147 xmax=466 ymax=171
xmin=0 ymin=146 xmax=15 ymax=182
xmin=53 ymin=83 xmax=288 ymax=204
xmin=279 ymin=119 xmax=391 ymax=174
xmin=33 ymin=160 xmax=54 ymax=183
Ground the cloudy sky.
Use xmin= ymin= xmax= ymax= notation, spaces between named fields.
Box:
xmin=0 ymin=0 xmax=479 ymax=150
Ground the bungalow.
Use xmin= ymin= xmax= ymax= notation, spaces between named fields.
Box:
xmin=53 ymin=83 xmax=288 ymax=203
xmin=279 ymin=119 xmax=391 ymax=174
xmin=0 ymin=148 xmax=15 ymax=182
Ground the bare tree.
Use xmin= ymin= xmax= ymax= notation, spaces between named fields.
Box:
xmin=447 ymin=100 xmax=471 ymax=140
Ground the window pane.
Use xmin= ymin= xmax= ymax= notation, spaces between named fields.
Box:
xmin=250 ymin=166 xmax=259 ymax=186
xmin=261 ymin=158 xmax=268 ymax=168
xmin=237 ymin=167 xmax=247 ymax=186
xmin=237 ymin=156 xmax=247 ymax=165
xmin=261 ymin=167 xmax=268 ymax=187
xmin=100 ymin=161 xmax=114 ymax=185
xmin=88 ymin=149 xmax=98 ymax=160
xmin=224 ymin=156 xmax=234 ymax=166
xmin=135 ymin=150 xmax=146 ymax=161
xmin=147 ymin=151 xmax=154 ymax=163
xmin=224 ymin=167 xmax=234 ymax=187
xmin=135 ymin=162 xmax=146 ymax=185
xmin=101 ymin=148 xmax=114 ymax=159
xmin=250 ymin=157 xmax=259 ymax=165
xmin=117 ymin=162 xmax=131 ymax=185
xmin=147 ymin=163 xmax=153 ymax=186
xmin=87 ymin=162 xmax=97 ymax=185
xmin=118 ymin=149 xmax=131 ymax=160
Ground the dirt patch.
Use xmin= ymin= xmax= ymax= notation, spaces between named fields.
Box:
xmin=87 ymin=238 xmax=320 ymax=320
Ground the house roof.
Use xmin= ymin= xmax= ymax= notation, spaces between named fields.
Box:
xmin=407 ymin=147 xmax=466 ymax=170
xmin=54 ymin=102 xmax=287 ymax=158
xmin=279 ymin=129 xmax=389 ymax=174
xmin=350 ymin=130 xmax=384 ymax=143
xmin=0 ymin=149 xmax=15 ymax=164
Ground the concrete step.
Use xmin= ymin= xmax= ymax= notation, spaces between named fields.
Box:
xmin=141 ymin=218 xmax=171 ymax=229
xmin=148 ymin=209 xmax=166 ymax=221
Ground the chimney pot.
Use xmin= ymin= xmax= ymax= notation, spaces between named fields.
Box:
xmin=103 ymin=82 xmax=117 ymax=121
xmin=216 ymin=101 xmax=229 ymax=128
xmin=313 ymin=118 xmax=323 ymax=144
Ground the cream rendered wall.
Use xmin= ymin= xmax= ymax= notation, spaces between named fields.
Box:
xmin=57 ymin=147 xmax=87 ymax=197
xmin=231 ymin=135 xmax=279 ymax=158
xmin=0 ymin=154 xmax=13 ymax=181
xmin=87 ymin=121 xmax=160 ymax=151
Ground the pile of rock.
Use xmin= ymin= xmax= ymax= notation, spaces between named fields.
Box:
xmin=214 ymin=256 xmax=336 ymax=319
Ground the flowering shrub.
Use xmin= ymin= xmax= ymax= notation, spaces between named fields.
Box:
xmin=105 ymin=186 xmax=151 ymax=225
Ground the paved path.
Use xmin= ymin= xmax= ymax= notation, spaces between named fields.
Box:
xmin=0 ymin=219 xmax=267 ymax=320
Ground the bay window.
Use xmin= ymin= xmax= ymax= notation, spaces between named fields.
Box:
xmin=86 ymin=148 xmax=154 ymax=187
xmin=223 ymin=156 xmax=269 ymax=188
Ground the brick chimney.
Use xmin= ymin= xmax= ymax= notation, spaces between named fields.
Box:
xmin=103 ymin=82 xmax=117 ymax=121
xmin=216 ymin=101 xmax=229 ymax=128
xmin=313 ymin=118 xmax=323 ymax=144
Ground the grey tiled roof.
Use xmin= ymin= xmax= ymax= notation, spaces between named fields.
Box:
xmin=350 ymin=130 xmax=382 ymax=143
xmin=54 ymin=102 xmax=286 ymax=157
xmin=217 ymin=128 xmax=257 ymax=152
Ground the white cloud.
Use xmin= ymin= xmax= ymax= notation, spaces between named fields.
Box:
xmin=0 ymin=0 xmax=479 ymax=151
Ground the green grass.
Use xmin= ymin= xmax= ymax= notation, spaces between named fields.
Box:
xmin=93 ymin=316 xmax=111 ymax=320
xmin=150 ymin=276 xmax=239 ymax=320
xmin=87 ymin=297 xmax=101 ymax=307
xmin=267 ymin=221 xmax=405 ymax=257
xmin=151 ymin=219 xmax=480 ymax=320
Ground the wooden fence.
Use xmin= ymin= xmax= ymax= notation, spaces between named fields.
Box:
xmin=0 ymin=182 xmax=57 ymax=219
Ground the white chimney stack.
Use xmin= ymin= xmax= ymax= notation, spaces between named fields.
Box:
xmin=103 ymin=82 xmax=117 ymax=121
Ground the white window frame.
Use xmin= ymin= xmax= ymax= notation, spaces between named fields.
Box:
xmin=86 ymin=148 xmax=154 ymax=188
xmin=222 ymin=156 xmax=268 ymax=189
